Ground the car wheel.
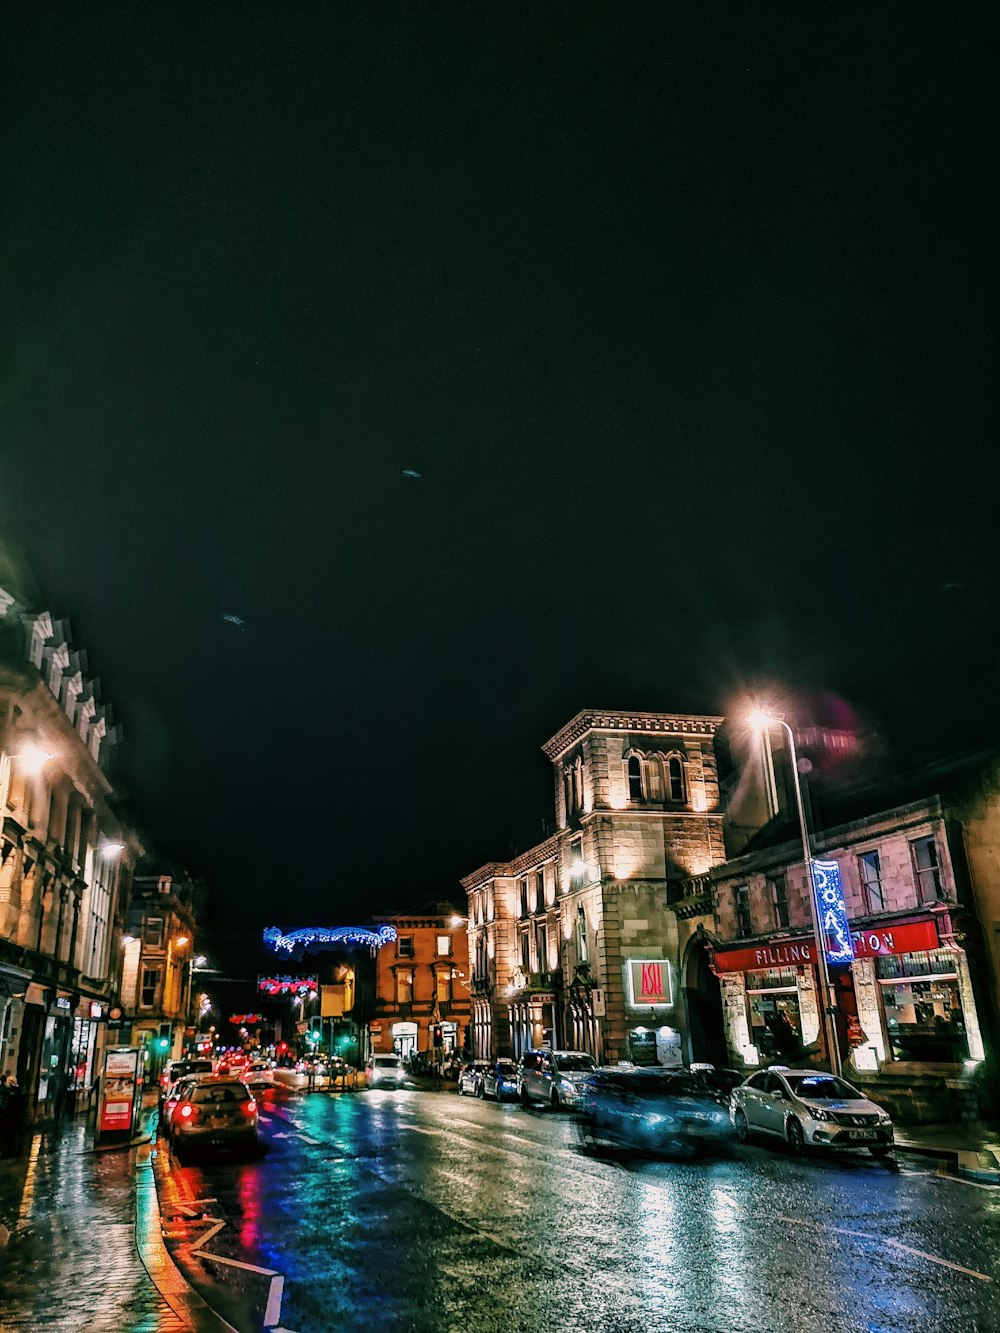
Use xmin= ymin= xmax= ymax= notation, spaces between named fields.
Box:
xmin=550 ymin=1088 xmax=561 ymax=1111
xmin=734 ymin=1108 xmax=750 ymax=1144
xmin=578 ymin=1116 xmax=599 ymax=1152
xmin=786 ymin=1117 xmax=806 ymax=1155
xmin=869 ymin=1145 xmax=892 ymax=1159
xmin=458 ymin=1081 xmax=465 ymax=1096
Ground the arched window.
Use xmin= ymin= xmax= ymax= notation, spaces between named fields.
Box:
xmin=643 ymin=756 xmax=665 ymax=802
xmin=627 ymin=756 xmax=643 ymax=801
xmin=667 ymin=755 xmax=685 ymax=803
xmin=573 ymin=757 xmax=584 ymax=811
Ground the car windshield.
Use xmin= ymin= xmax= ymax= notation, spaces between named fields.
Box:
xmin=496 ymin=1062 xmax=517 ymax=1075
xmin=374 ymin=1056 xmax=399 ymax=1067
xmin=170 ymin=1061 xmax=212 ymax=1080
xmin=554 ymin=1054 xmax=596 ymax=1072
xmin=785 ymin=1075 xmax=860 ymax=1101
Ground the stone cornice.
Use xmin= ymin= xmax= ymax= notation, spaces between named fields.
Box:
xmin=460 ymin=836 xmax=559 ymax=891
xmin=541 ymin=708 xmax=724 ymax=760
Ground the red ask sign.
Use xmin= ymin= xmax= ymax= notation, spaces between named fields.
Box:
xmin=626 ymin=959 xmax=673 ymax=1007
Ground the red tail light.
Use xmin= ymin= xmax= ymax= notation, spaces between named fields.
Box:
xmin=241 ymin=1100 xmax=257 ymax=1118
xmin=179 ymin=1104 xmax=198 ymax=1120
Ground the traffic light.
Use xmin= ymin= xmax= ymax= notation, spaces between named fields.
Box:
xmin=431 ymin=1024 xmax=442 ymax=1047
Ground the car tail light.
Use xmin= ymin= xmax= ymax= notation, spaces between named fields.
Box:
xmin=241 ymin=1100 xmax=257 ymax=1118
xmin=179 ymin=1104 xmax=198 ymax=1120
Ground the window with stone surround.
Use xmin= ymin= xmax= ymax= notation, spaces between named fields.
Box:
xmin=768 ymin=874 xmax=789 ymax=930
xmin=911 ymin=836 xmax=943 ymax=904
xmin=519 ymin=929 xmax=531 ymax=971
xmin=535 ymin=871 xmax=545 ymax=912
xmin=436 ymin=934 xmax=451 ymax=956
xmin=534 ymin=921 xmax=548 ymax=971
xmin=395 ymin=969 xmax=413 ymax=1003
xmin=667 ymin=755 xmax=686 ymax=803
xmin=436 ymin=970 xmax=452 ymax=1005
xmin=576 ymin=907 xmax=588 ymax=963
xmin=140 ymin=967 xmax=160 ymax=1008
xmin=858 ymin=850 xmax=885 ymax=913
xmin=734 ymin=884 xmax=752 ymax=938
xmin=397 ymin=935 xmax=414 ymax=959
xmin=518 ymin=878 xmax=530 ymax=917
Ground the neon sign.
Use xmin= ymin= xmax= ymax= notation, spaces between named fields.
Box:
xmin=811 ymin=859 xmax=854 ymax=964
xmin=262 ymin=924 xmax=398 ymax=959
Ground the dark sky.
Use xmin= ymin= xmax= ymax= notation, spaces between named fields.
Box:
xmin=2 ymin=5 xmax=998 ymax=970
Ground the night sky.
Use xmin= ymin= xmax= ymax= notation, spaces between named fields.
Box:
xmin=3 ymin=6 xmax=998 ymax=972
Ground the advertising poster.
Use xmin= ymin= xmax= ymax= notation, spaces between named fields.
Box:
xmin=99 ymin=1047 xmax=140 ymax=1135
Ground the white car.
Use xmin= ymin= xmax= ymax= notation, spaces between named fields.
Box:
xmin=243 ymin=1062 xmax=274 ymax=1088
xmin=730 ymin=1067 xmax=894 ymax=1157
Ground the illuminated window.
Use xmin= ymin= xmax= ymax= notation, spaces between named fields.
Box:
xmin=436 ymin=971 xmax=452 ymax=1005
xmin=396 ymin=969 xmax=413 ymax=1004
xmin=140 ymin=968 xmax=160 ymax=1008
xmin=734 ymin=885 xmax=752 ymax=938
xmin=397 ymin=936 xmax=414 ymax=959
xmin=436 ymin=935 xmax=451 ymax=956
xmin=768 ymin=875 xmax=789 ymax=930
xmin=570 ymin=837 xmax=585 ymax=884
xmin=627 ymin=757 xmax=643 ymax=801
xmin=667 ymin=756 xmax=685 ymax=803
xmin=911 ymin=837 xmax=942 ymax=904
xmin=859 ymin=851 xmax=885 ymax=913
xmin=576 ymin=908 xmax=588 ymax=963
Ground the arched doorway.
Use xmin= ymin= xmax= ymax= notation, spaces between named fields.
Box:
xmin=685 ymin=938 xmax=728 ymax=1066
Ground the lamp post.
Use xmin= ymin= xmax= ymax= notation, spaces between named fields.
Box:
xmin=747 ymin=709 xmax=843 ymax=1078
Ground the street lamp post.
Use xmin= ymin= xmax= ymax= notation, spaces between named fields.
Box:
xmin=748 ymin=710 xmax=843 ymax=1079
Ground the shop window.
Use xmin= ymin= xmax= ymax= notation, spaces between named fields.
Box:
xmin=734 ymin=884 xmax=752 ymax=937
xmin=436 ymin=935 xmax=451 ymax=956
xmin=877 ymin=951 xmax=967 ymax=1062
xmin=858 ymin=850 xmax=885 ymax=913
xmin=140 ymin=968 xmax=160 ymax=1008
xmin=911 ymin=837 xmax=943 ymax=904
xmin=396 ymin=969 xmax=413 ymax=1004
xmin=768 ymin=875 xmax=789 ymax=930
xmin=627 ymin=756 xmax=643 ymax=801
xmin=667 ymin=756 xmax=685 ymax=803
xmin=745 ymin=967 xmax=802 ymax=1061
xmin=397 ymin=936 xmax=414 ymax=959
xmin=143 ymin=917 xmax=164 ymax=948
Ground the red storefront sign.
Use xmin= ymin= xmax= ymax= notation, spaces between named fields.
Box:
xmin=850 ymin=918 xmax=939 ymax=958
xmin=713 ymin=917 xmax=940 ymax=974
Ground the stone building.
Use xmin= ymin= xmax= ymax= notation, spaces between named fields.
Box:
xmin=708 ymin=750 xmax=999 ymax=1122
xmin=0 ymin=576 xmax=139 ymax=1121
xmin=120 ymin=870 xmax=204 ymax=1077
xmin=368 ymin=902 xmax=470 ymax=1060
xmin=463 ymin=709 xmax=727 ymax=1065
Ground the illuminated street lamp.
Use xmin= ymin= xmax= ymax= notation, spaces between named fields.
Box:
xmin=99 ymin=839 xmax=125 ymax=859
xmin=747 ymin=708 xmax=843 ymax=1078
xmin=0 ymin=743 xmax=55 ymax=827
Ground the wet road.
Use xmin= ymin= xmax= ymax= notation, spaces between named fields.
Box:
xmin=157 ymin=1085 xmax=1000 ymax=1333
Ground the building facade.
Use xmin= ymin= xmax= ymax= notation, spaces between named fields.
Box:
xmin=120 ymin=872 xmax=203 ymax=1078
xmin=709 ymin=788 xmax=992 ymax=1122
xmin=463 ymin=709 xmax=727 ymax=1066
xmin=0 ymin=581 xmax=138 ymax=1122
xmin=368 ymin=903 xmax=470 ymax=1060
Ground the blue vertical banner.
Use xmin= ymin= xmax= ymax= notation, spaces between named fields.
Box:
xmin=810 ymin=858 xmax=854 ymax=964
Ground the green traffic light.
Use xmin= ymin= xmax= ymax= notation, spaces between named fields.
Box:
xmin=157 ymin=1038 xmax=169 ymax=1050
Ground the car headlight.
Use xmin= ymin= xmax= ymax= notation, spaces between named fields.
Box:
xmin=809 ymin=1107 xmax=834 ymax=1122
xmin=876 ymin=1111 xmax=892 ymax=1125
xmin=559 ymin=1079 xmax=575 ymax=1093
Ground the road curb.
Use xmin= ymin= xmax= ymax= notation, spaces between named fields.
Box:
xmin=894 ymin=1140 xmax=1000 ymax=1184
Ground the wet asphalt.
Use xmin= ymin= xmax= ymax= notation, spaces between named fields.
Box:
xmin=158 ymin=1084 xmax=1000 ymax=1333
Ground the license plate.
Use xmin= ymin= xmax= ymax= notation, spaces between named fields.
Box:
xmin=846 ymin=1129 xmax=874 ymax=1140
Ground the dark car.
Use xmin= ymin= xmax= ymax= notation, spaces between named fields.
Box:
xmin=168 ymin=1077 xmax=259 ymax=1159
xmin=481 ymin=1059 xmax=519 ymax=1101
xmin=158 ymin=1058 xmax=213 ymax=1112
xmin=576 ymin=1066 xmax=732 ymax=1157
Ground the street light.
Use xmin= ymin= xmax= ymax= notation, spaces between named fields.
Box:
xmin=0 ymin=743 xmax=55 ymax=825
xmin=747 ymin=708 xmax=843 ymax=1078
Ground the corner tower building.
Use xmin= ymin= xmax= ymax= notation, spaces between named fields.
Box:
xmin=464 ymin=708 xmax=726 ymax=1065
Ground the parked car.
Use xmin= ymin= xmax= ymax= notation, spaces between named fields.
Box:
xmin=686 ymin=1063 xmax=745 ymax=1102
xmin=365 ymin=1053 xmax=405 ymax=1088
xmin=518 ymin=1049 xmax=598 ymax=1109
xmin=457 ymin=1061 xmax=490 ymax=1096
xmin=158 ymin=1058 xmax=213 ymax=1113
xmin=730 ymin=1067 xmax=894 ymax=1157
xmin=481 ymin=1059 xmax=519 ymax=1101
xmin=576 ymin=1066 xmax=732 ymax=1156
xmin=159 ymin=1074 xmax=203 ymax=1133
xmin=168 ymin=1077 xmax=259 ymax=1158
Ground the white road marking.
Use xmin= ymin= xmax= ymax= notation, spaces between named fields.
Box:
xmin=264 ymin=1273 xmax=285 ymax=1325
xmin=188 ymin=1219 xmax=226 ymax=1252
xmin=296 ymin=1134 xmax=321 ymax=1146
xmin=936 ymin=1163 xmax=1000 ymax=1191
xmin=775 ymin=1214 xmax=991 ymax=1282
xmin=198 ymin=1250 xmax=277 ymax=1277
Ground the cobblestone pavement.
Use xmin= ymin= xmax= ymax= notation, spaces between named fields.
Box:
xmin=0 ymin=1110 xmax=230 ymax=1333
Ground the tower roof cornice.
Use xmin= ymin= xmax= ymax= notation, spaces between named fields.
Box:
xmin=541 ymin=708 xmax=724 ymax=761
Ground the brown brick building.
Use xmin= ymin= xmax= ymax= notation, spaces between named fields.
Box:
xmin=369 ymin=903 xmax=470 ymax=1060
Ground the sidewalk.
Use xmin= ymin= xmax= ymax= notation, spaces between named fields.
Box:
xmin=0 ymin=1100 xmax=234 ymax=1332
xmin=894 ymin=1121 xmax=1000 ymax=1184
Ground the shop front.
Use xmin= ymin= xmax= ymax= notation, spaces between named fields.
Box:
xmin=713 ymin=913 xmax=986 ymax=1120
